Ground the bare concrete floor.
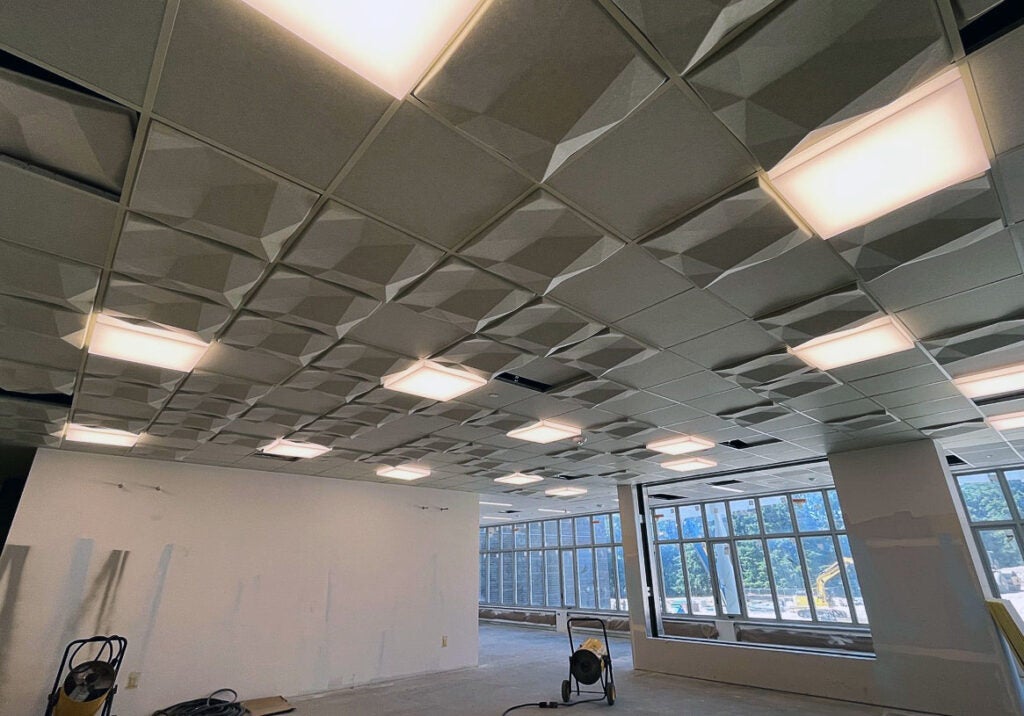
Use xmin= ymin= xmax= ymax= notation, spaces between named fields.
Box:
xmin=292 ymin=622 xmax=886 ymax=715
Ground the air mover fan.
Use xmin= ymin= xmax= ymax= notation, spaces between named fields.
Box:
xmin=561 ymin=617 xmax=616 ymax=706
xmin=45 ymin=635 xmax=127 ymax=716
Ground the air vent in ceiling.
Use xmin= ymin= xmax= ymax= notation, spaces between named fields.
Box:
xmin=554 ymin=474 xmax=588 ymax=481
xmin=649 ymin=493 xmax=680 ymax=501
xmin=251 ymin=452 xmax=300 ymax=463
xmin=721 ymin=437 xmax=782 ymax=450
xmin=498 ymin=509 xmax=521 ymax=514
xmin=710 ymin=479 xmax=741 ymax=486
xmin=0 ymin=389 xmax=74 ymax=408
xmin=946 ymin=453 xmax=969 ymax=467
xmin=494 ymin=372 xmax=552 ymax=393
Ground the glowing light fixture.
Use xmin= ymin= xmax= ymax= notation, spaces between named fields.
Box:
xmin=507 ymin=420 xmax=581 ymax=444
xmin=647 ymin=434 xmax=714 ymax=455
xmin=481 ymin=515 xmax=514 ymax=521
xmin=89 ymin=314 xmax=209 ymax=372
xmin=789 ymin=317 xmax=914 ymax=371
xmin=663 ymin=457 xmax=718 ymax=473
xmin=988 ymin=412 xmax=1024 ymax=432
xmin=479 ymin=501 xmax=512 ymax=507
xmin=545 ymin=486 xmax=588 ymax=498
xmin=382 ymin=360 xmax=487 ymax=401
xmin=538 ymin=508 xmax=569 ymax=514
xmin=707 ymin=484 xmax=743 ymax=494
xmin=64 ymin=423 xmax=140 ymax=447
xmin=953 ymin=364 xmax=1024 ymax=399
xmin=239 ymin=0 xmax=482 ymax=98
xmin=767 ymin=68 xmax=990 ymax=239
xmin=376 ymin=464 xmax=431 ymax=480
xmin=260 ymin=438 xmax=331 ymax=459
xmin=494 ymin=473 xmax=543 ymax=486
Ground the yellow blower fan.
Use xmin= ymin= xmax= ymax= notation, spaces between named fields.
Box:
xmin=45 ymin=635 xmax=127 ymax=716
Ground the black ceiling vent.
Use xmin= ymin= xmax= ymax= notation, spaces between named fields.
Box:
xmin=0 ymin=389 xmax=74 ymax=408
xmin=946 ymin=453 xmax=969 ymax=467
xmin=721 ymin=437 xmax=782 ymax=450
xmin=498 ymin=509 xmax=521 ymax=514
xmin=961 ymin=0 xmax=1024 ymax=54
xmin=494 ymin=372 xmax=552 ymax=393
xmin=649 ymin=493 xmax=680 ymax=501
xmin=251 ymin=452 xmax=300 ymax=463
xmin=710 ymin=479 xmax=742 ymax=486
xmin=554 ymin=474 xmax=588 ymax=481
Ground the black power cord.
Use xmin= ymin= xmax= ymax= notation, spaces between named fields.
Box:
xmin=152 ymin=688 xmax=247 ymax=716
xmin=502 ymin=695 xmax=607 ymax=715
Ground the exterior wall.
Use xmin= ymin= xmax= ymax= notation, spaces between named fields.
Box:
xmin=0 ymin=449 xmax=478 ymax=714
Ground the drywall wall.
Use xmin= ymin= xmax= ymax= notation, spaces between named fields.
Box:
xmin=0 ymin=449 xmax=479 ymax=714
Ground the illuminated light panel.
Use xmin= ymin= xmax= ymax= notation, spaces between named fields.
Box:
xmin=382 ymin=360 xmax=487 ymax=401
xmin=494 ymin=473 xmax=543 ymax=486
xmin=479 ymin=501 xmax=512 ymax=507
xmin=953 ymin=364 xmax=1024 ymax=399
xmin=481 ymin=515 xmax=514 ymax=521
xmin=708 ymin=484 xmax=743 ymax=494
xmin=647 ymin=434 xmax=715 ymax=455
xmin=89 ymin=314 xmax=209 ymax=372
xmin=239 ymin=0 xmax=482 ymax=98
xmin=988 ymin=412 xmax=1024 ymax=432
xmin=538 ymin=508 xmax=569 ymax=514
xmin=65 ymin=424 xmax=140 ymax=447
xmin=545 ymin=486 xmax=588 ymax=498
xmin=663 ymin=457 xmax=718 ymax=473
xmin=376 ymin=464 xmax=431 ymax=480
xmin=789 ymin=317 xmax=914 ymax=371
xmin=260 ymin=438 xmax=331 ymax=459
xmin=767 ymin=68 xmax=990 ymax=239
xmin=506 ymin=420 xmax=581 ymax=444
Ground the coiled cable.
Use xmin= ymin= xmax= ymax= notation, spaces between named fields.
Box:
xmin=152 ymin=688 xmax=247 ymax=716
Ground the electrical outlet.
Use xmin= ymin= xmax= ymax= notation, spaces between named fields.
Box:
xmin=126 ymin=672 xmax=141 ymax=689
xmin=441 ymin=635 xmax=448 ymax=648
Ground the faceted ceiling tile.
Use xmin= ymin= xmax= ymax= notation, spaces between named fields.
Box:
xmin=220 ymin=312 xmax=335 ymax=366
xmin=718 ymin=401 xmax=792 ymax=426
xmin=177 ymin=370 xmax=273 ymax=405
xmin=920 ymin=418 xmax=987 ymax=438
xmin=335 ymin=102 xmax=532 ymax=249
xmin=316 ymin=341 xmax=416 ymax=381
xmin=240 ymin=406 xmax=310 ymax=430
xmin=922 ymin=316 xmax=1024 ymax=375
xmin=164 ymin=392 xmax=249 ymax=420
xmin=245 ymin=267 xmax=380 ymax=338
xmin=79 ymin=376 xmax=170 ymax=408
xmin=686 ymin=0 xmax=950 ymax=167
xmin=824 ymin=410 xmax=901 ymax=431
xmin=460 ymin=190 xmax=623 ymax=294
xmin=281 ymin=368 xmax=375 ymax=404
xmin=284 ymin=201 xmax=443 ymax=301
xmin=115 ymin=213 xmax=268 ymax=308
xmin=433 ymin=337 xmax=533 ymax=379
xmin=152 ymin=410 xmax=231 ymax=434
xmin=481 ymin=301 xmax=605 ymax=357
xmin=547 ymin=379 xmax=638 ymax=409
xmin=756 ymin=286 xmax=882 ymax=345
xmin=715 ymin=350 xmax=809 ymax=387
xmin=0 ymin=65 xmax=135 ymax=193
xmin=353 ymin=388 xmax=434 ymax=415
xmin=641 ymin=180 xmax=804 ymax=288
xmin=752 ymin=370 xmax=842 ymax=403
xmin=969 ymin=23 xmax=1024 ymax=154
xmin=0 ymin=357 xmax=75 ymax=395
xmin=0 ymin=240 xmax=99 ymax=313
xmin=416 ymin=0 xmax=663 ymax=180
xmin=329 ymin=403 xmax=404 ymax=429
xmin=419 ymin=401 xmax=494 ymax=425
xmin=590 ymin=418 xmax=657 ymax=440
xmin=103 ymin=276 xmax=233 ymax=340
xmin=0 ymin=293 xmax=87 ymax=370
xmin=70 ymin=409 xmax=151 ymax=434
xmin=831 ymin=176 xmax=1006 ymax=282
xmin=551 ymin=331 xmax=657 ymax=376
xmin=0 ymin=394 xmax=68 ymax=425
xmin=84 ymin=354 xmax=185 ymax=391
xmin=130 ymin=123 xmax=317 ymax=261
xmin=396 ymin=259 xmax=534 ymax=332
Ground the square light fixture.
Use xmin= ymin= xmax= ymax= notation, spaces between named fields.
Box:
xmin=647 ymin=434 xmax=715 ymax=455
xmin=506 ymin=420 xmax=581 ymax=444
xmin=239 ymin=0 xmax=482 ymax=97
xmin=479 ymin=500 xmax=512 ymax=507
xmin=953 ymin=364 xmax=1024 ymax=399
xmin=64 ymin=423 xmax=140 ymax=447
xmin=494 ymin=473 xmax=543 ymax=486
xmin=767 ymin=68 xmax=990 ymax=239
xmin=376 ymin=464 xmax=431 ymax=480
xmin=260 ymin=438 xmax=331 ymax=459
xmin=789 ymin=317 xmax=914 ymax=371
xmin=89 ymin=314 xmax=209 ymax=372
xmin=663 ymin=456 xmax=718 ymax=473
xmin=382 ymin=360 xmax=487 ymax=401
xmin=988 ymin=412 xmax=1024 ymax=432
xmin=545 ymin=486 xmax=588 ymax=498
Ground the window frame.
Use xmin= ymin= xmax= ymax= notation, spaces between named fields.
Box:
xmin=954 ymin=467 xmax=1024 ymax=603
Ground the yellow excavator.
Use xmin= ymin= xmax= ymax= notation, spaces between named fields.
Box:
xmin=794 ymin=557 xmax=854 ymax=619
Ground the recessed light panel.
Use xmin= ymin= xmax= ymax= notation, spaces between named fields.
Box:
xmin=494 ymin=473 xmax=543 ymax=486
xmin=65 ymin=424 xmax=140 ymax=447
xmin=481 ymin=515 xmax=514 ymax=521
xmin=382 ymin=360 xmax=487 ymax=401
xmin=545 ymin=486 xmax=588 ymax=497
xmin=479 ymin=500 xmax=512 ymax=507
xmin=647 ymin=434 xmax=714 ymax=455
xmin=377 ymin=464 xmax=431 ymax=480
xmin=953 ymin=364 xmax=1024 ymax=399
xmin=260 ymin=438 xmax=331 ymax=459
xmin=708 ymin=484 xmax=743 ymax=493
xmin=663 ymin=457 xmax=718 ymax=473
xmin=89 ymin=314 xmax=209 ymax=372
xmin=506 ymin=420 xmax=581 ymax=444
xmin=239 ymin=0 xmax=482 ymax=97
xmin=789 ymin=317 xmax=915 ymax=371
xmin=538 ymin=508 xmax=569 ymax=514
xmin=988 ymin=412 xmax=1024 ymax=432
xmin=767 ymin=69 xmax=990 ymax=239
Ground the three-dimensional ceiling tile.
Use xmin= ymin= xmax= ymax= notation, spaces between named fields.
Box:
xmin=219 ymin=312 xmax=335 ymax=366
xmin=482 ymin=301 xmax=605 ymax=357
xmin=0 ymin=293 xmax=88 ymax=370
xmin=316 ymin=341 xmax=415 ymax=381
xmin=551 ymin=331 xmax=658 ymax=376
xmin=756 ymin=286 xmax=882 ymax=345
xmin=434 ymin=336 xmax=533 ymax=379
xmin=103 ymin=277 xmax=232 ymax=340
xmin=245 ymin=267 xmax=380 ymax=338
xmin=0 ymin=240 xmax=99 ymax=313
xmin=0 ymin=357 xmax=76 ymax=395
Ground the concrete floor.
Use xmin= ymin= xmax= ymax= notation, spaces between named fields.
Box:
xmin=293 ymin=623 xmax=887 ymax=715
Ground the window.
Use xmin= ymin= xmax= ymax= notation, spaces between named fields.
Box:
xmin=649 ymin=488 xmax=867 ymax=626
xmin=478 ymin=510 xmax=627 ymax=612
xmin=955 ymin=469 xmax=1024 ymax=619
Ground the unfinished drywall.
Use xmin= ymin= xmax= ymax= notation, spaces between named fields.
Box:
xmin=0 ymin=449 xmax=478 ymax=714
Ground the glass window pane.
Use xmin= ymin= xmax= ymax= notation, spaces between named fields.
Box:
xmin=529 ymin=522 xmax=542 ymax=548
xmin=515 ymin=551 xmax=529 ymax=605
xmin=575 ymin=516 xmax=593 ymax=545
xmin=679 ymin=504 xmax=704 ymax=539
xmin=544 ymin=520 xmax=559 ymax=547
xmin=767 ymin=537 xmax=811 ymax=621
xmin=560 ymin=518 xmax=574 ymax=546
xmin=487 ymin=553 xmax=500 ymax=603
xmin=501 ymin=552 xmax=514 ymax=603
xmin=596 ymin=547 xmax=614 ymax=610
xmin=979 ymin=529 xmax=1024 ymax=618
xmin=479 ymin=528 xmax=486 ymax=551
xmin=759 ymin=495 xmax=794 ymax=534
xmin=712 ymin=543 xmax=742 ymax=615
xmin=801 ymin=536 xmax=852 ymax=623
xmin=730 ymin=499 xmax=760 ymax=536
xmin=593 ymin=514 xmax=611 ymax=544
xmin=545 ymin=550 xmax=561 ymax=606
xmin=654 ymin=507 xmax=679 ymax=540
xmin=792 ymin=492 xmax=829 ymax=532
xmin=705 ymin=503 xmax=729 ymax=537
xmin=578 ymin=548 xmax=596 ymax=609
xmin=736 ymin=540 xmax=775 ymax=619
xmin=615 ymin=546 xmax=627 ymax=611
xmin=684 ymin=542 xmax=716 ymax=616
xmin=530 ymin=551 xmax=545 ymax=606
xmin=480 ymin=554 xmax=487 ymax=601
xmin=828 ymin=490 xmax=845 ymax=530
xmin=562 ymin=551 xmax=576 ymax=607
xmin=488 ymin=526 xmax=501 ymax=551
xmin=514 ymin=523 xmax=528 ymax=549
xmin=612 ymin=513 xmax=622 ymax=543
xmin=501 ymin=524 xmax=514 ymax=550
xmin=838 ymin=535 xmax=867 ymax=624
xmin=1006 ymin=471 xmax=1024 ymax=516
xmin=659 ymin=543 xmax=687 ymax=614
xmin=957 ymin=473 xmax=1012 ymax=522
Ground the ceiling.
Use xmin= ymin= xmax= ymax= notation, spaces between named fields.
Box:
xmin=2 ymin=0 xmax=1024 ymax=512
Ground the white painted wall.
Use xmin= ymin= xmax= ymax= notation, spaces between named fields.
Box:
xmin=0 ymin=449 xmax=479 ymax=714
